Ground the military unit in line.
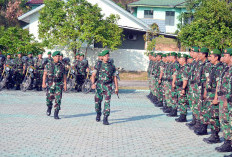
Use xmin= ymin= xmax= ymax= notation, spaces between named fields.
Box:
xmin=147 ymin=47 xmax=232 ymax=153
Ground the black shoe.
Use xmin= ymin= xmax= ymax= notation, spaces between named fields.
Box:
xmin=224 ymin=154 xmax=232 ymax=157
xmin=96 ymin=113 xmax=101 ymax=122
xmin=167 ymin=108 xmax=178 ymax=117
xmin=46 ymin=107 xmax=52 ymax=116
xmin=194 ymin=124 xmax=208 ymax=135
xmin=16 ymin=86 xmax=20 ymax=90
xmin=54 ymin=109 xmax=60 ymax=119
xmin=215 ymin=140 xmax=232 ymax=152
xmin=175 ymin=114 xmax=187 ymax=122
xmin=186 ymin=114 xmax=196 ymax=127
xmin=203 ymin=129 xmax=220 ymax=144
xmin=189 ymin=120 xmax=200 ymax=130
xmin=103 ymin=115 xmax=109 ymax=125
xmin=164 ymin=107 xmax=172 ymax=113
xmin=156 ymin=101 xmax=163 ymax=107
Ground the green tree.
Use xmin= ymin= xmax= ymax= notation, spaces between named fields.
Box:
xmin=178 ymin=0 xmax=232 ymax=49
xmin=143 ymin=23 xmax=160 ymax=52
xmin=39 ymin=0 xmax=123 ymax=56
xmin=0 ymin=26 xmax=44 ymax=56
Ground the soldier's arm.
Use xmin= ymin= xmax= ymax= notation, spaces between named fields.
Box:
xmin=114 ymin=76 xmax=118 ymax=94
xmin=63 ymin=74 xmax=67 ymax=91
xmin=91 ymin=72 xmax=96 ymax=89
xmin=172 ymin=74 xmax=177 ymax=88
xmin=42 ymin=71 xmax=47 ymax=88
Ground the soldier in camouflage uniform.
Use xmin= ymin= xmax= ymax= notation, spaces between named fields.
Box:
xmin=215 ymin=48 xmax=232 ymax=152
xmin=42 ymin=51 xmax=67 ymax=119
xmin=14 ymin=51 xmax=26 ymax=90
xmin=195 ymin=49 xmax=223 ymax=142
xmin=160 ymin=54 xmax=168 ymax=108
xmin=72 ymin=53 xmax=80 ymax=91
xmin=0 ymin=50 xmax=5 ymax=77
xmin=149 ymin=53 xmax=158 ymax=104
xmin=147 ymin=52 xmax=153 ymax=99
xmin=3 ymin=53 xmax=14 ymax=89
xmin=76 ymin=53 xmax=89 ymax=91
xmin=47 ymin=52 xmax=53 ymax=63
xmin=34 ymin=52 xmax=45 ymax=91
xmin=26 ymin=52 xmax=35 ymax=89
xmin=91 ymin=50 xmax=118 ymax=125
xmin=173 ymin=54 xmax=189 ymax=122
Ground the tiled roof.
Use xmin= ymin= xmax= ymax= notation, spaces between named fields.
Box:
xmin=26 ymin=0 xmax=44 ymax=4
xmin=128 ymin=0 xmax=186 ymax=7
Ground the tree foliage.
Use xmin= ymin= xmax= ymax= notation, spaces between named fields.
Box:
xmin=39 ymin=0 xmax=123 ymax=55
xmin=0 ymin=26 xmax=44 ymax=56
xmin=143 ymin=23 xmax=160 ymax=52
xmin=178 ymin=0 xmax=232 ymax=49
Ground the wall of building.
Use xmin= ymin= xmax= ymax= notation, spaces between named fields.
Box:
xmin=28 ymin=12 xmax=40 ymax=41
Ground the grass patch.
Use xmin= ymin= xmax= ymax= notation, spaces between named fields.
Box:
xmin=120 ymin=71 xmax=148 ymax=81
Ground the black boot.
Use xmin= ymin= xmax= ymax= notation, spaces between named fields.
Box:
xmin=215 ymin=140 xmax=232 ymax=152
xmin=156 ymin=101 xmax=163 ymax=107
xmin=46 ymin=107 xmax=52 ymax=116
xmin=194 ymin=124 xmax=208 ymax=135
xmin=186 ymin=114 xmax=196 ymax=127
xmin=54 ymin=109 xmax=60 ymax=119
xmin=224 ymin=154 xmax=232 ymax=157
xmin=103 ymin=115 xmax=109 ymax=125
xmin=167 ymin=108 xmax=178 ymax=117
xmin=175 ymin=114 xmax=187 ymax=122
xmin=164 ymin=107 xmax=172 ymax=113
xmin=203 ymin=129 xmax=220 ymax=144
xmin=96 ymin=113 xmax=101 ymax=122
xmin=189 ymin=120 xmax=200 ymax=130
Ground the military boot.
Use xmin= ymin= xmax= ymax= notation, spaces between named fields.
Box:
xmin=46 ymin=107 xmax=52 ymax=116
xmin=167 ymin=108 xmax=178 ymax=117
xmin=203 ymin=129 xmax=220 ymax=144
xmin=103 ymin=115 xmax=109 ymax=125
xmin=194 ymin=124 xmax=208 ymax=135
xmin=186 ymin=114 xmax=196 ymax=127
xmin=54 ymin=109 xmax=60 ymax=119
xmin=163 ymin=107 xmax=172 ymax=113
xmin=147 ymin=92 xmax=152 ymax=99
xmin=224 ymin=154 xmax=232 ymax=157
xmin=215 ymin=140 xmax=232 ymax=152
xmin=96 ymin=113 xmax=101 ymax=122
xmin=156 ymin=101 xmax=163 ymax=107
xmin=175 ymin=114 xmax=187 ymax=122
xmin=189 ymin=119 xmax=200 ymax=130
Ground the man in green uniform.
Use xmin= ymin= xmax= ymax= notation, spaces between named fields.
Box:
xmin=34 ymin=52 xmax=45 ymax=91
xmin=42 ymin=51 xmax=67 ymax=119
xmin=91 ymin=50 xmax=118 ymax=125
xmin=215 ymin=48 xmax=232 ymax=151
xmin=3 ymin=53 xmax=14 ymax=89
xmin=14 ymin=51 xmax=26 ymax=90
xmin=147 ymin=52 xmax=153 ymax=99
xmin=47 ymin=51 xmax=53 ymax=63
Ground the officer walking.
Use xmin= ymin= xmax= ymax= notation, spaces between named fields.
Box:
xmin=34 ymin=52 xmax=45 ymax=91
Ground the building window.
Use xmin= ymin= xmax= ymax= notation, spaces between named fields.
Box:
xmin=144 ymin=10 xmax=153 ymax=18
xmin=165 ymin=11 xmax=175 ymax=26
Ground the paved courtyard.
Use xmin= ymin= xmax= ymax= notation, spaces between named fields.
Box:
xmin=0 ymin=89 xmax=231 ymax=157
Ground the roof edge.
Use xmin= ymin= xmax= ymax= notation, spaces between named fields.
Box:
xmin=18 ymin=4 xmax=45 ymax=22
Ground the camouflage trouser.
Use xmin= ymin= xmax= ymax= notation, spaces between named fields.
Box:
xmin=200 ymin=93 xmax=220 ymax=132
xmin=187 ymin=84 xmax=193 ymax=109
xmin=195 ymin=86 xmax=203 ymax=120
xmin=157 ymin=82 xmax=163 ymax=102
xmin=166 ymin=82 xmax=172 ymax=107
xmin=14 ymin=69 xmax=24 ymax=87
xmin=191 ymin=84 xmax=200 ymax=117
xmin=171 ymin=87 xmax=178 ymax=108
xmin=150 ymin=76 xmax=155 ymax=96
xmin=175 ymin=89 xmax=188 ymax=115
xmin=163 ymin=81 xmax=169 ymax=105
xmin=35 ymin=69 xmax=44 ymax=88
xmin=218 ymin=96 xmax=231 ymax=140
xmin=154 ymin=78 xmax=159 ymax=97
xmin=46 ymin=82 xmax=63 ymax=110
xmin=95 ymin=82 xmax=112 ymax=116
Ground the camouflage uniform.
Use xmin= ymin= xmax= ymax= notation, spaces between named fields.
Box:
xmin=150 ymin=60 xmax=157 ymax=98
xmin=154 ymin=60 xmax=163 ymax=103
xmin=94 ymin=61 xmax=116 ymax=116
xmin=34 ymin=58 xmax=45 ymax=90
xmin=14 ymin=57 xmax=25 ymax=89
xmin=200 ymin=62 xmax=224 ymax=132
xmin=76 ymin=59 xmax=89 ymax=88
xmin=187 ymin=60 xmax=196 ymax=109
xmin=163 ymin=61 xmax=172 ymax=107
xmin=0 ymin=55 xmax=5 ymax=76
xmin=45 ymin=61 xmax=65 ymax=111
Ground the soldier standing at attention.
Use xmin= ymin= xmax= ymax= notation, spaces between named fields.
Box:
xmin=147 ymin=52 xmax=153 ymax=99
xmin=4 ymin=53 xmax=14 ymax=89
xmin=0 ymin=50 xmax=5 ymax=76
xmin=47 ymin=52 xmax=53 ymax=63
xmin=14 ymin=51 xmax=26 ymax=90
xmin=34 ymin=52 xmax=45 ymax=91
xmin=91 ymin=50 xmax=118 ymax=125
xmin=76 ymin=53 xmax=89 ymax=91
xmin=42 ymin=51 xmax=67 ymax=119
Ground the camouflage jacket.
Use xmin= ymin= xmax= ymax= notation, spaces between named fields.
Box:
xmin=163 ymin=62 xmax=171 ymax=81
xmin=5 ymin=58 xmax=12 ymax=66
xmin=45 ymin=61 xmax=65 ymax=86
xmin=147 ymin=60 xmax=152 ymax=76
xmin=72 ymin=60 xmax=79 ymax=71
xmin=14 ymin=58 xmax=25 ymax=70
xmin=77 ymin=59 xmax=88 ymax=76
xmin=26 ymin=57 xmax=34 ymax=67
xmin=150 ymin=61 xmax=156 ymax=76
xmin=34 ymin=58 xmax=44 ymax=70
xmin=94 ymin=59 xmax=102 ymax=79
xmin=170 ymin=61 xmax=180 ymax=79
xmin=94 ymin=61 xmax=116 ymax=84
xmin=218 ymin=65 xmax=231 ymax=98
xmin=153 ymin=61 xmax=163 ymax=79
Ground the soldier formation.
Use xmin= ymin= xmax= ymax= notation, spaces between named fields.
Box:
xmin=147 ymin=47 xmax=232 ymax=154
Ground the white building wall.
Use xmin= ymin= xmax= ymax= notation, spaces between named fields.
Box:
xmin=29 ymin=12 xmax=40 ymax=41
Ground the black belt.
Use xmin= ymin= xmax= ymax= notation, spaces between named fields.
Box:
xmin=227 ymin=97 xmax=232 ymax=102
xmin=176 ymin=81 xmax=183 ymax=87
xmin=168 ymin=79 xmax=172 ymax=82
xmin=207 ymin=88 xmax=216 ymax=93
xmin=190 ymin=80 xmax=196 ymax=84
xmin=217 ymin=91 xmax=227 ymax=96
xmin=54 ymin=78 xmax=63 ymax=82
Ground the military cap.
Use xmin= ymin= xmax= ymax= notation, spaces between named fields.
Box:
xmin=38 ymin=52 xmax=43 ymax=55
xmin=210 ymin=49 xmax=221 ymax=55
xmin=200 ymin=47 xmax=209 ymax=53
xmin=79 ymin=53 xmax=84 ymax=56
xmin=7 ymin=53 xmax=11 ymax=56
xmin=180 ymin=53 xmax=188 ymax=58
xmin=187 ymin=55 xmax=193 ymax=59
xmin=100 ymin=50 xmax=110 ymax=56
xmin=223 ymin=48 xmax=232 ymax=55
xmin=157 ymin=53 xmax=162 ymax=56
xmin=28 ymin=52 xmax=32 ymax=55
xmin=148 ymin=52 xmax=153 ymax=55
xmin=52 ymin=51 xmax=60 ymax=57
xmin=76 ymin=53 xmax=80 ymax=56
xmin=192 ymin=46 xmax=199 ymax=52
xmin=47 ymin=51 xmax=51 ymax=55
xmin=177 ymin=53 xmax=181 ymax=58
xmin=17 ymin=51 xmax=22 ymax=54
xmin=153 ymin=53 xmax=157 ymax=57
xmin=162 ymin=54 xmax=167 ymax=57
xmin=170 ymin=52 xmax=177 ymax=56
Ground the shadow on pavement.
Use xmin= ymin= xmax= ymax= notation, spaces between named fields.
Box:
xmin=110 ymin=114 xmax=164 ymax=124
xmin=119 ymin=89 xmax=147 ymax=94
xmin=62 ymin=110 xmax=122 ymax=119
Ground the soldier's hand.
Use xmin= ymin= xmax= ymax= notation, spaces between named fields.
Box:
xmin=92 ymin=84 xmax=96 ymax=89
xmin=42 ymin=83 xmax=47 ymax=89
xmin=63 ymin=83 xmax=67 ymax=91
xmin=181 ymin=90 xmax=185 ymax=95
xmin=158 ymin=80 xmax=161 ymax=84
xmin=115 ymin=89 xmax=119 ymax=95
xmin=212 ymin=98 xmax=219 ymax=105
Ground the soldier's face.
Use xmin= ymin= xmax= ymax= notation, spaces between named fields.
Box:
xmin=76 ymin=56 xmax=80 ymax=60
xmin=48 ymin=54 xmax=51 ymax=58
xmin=18 ymin=54 xmax=22 ymax=58
xmin=38 ymin=54 xmax=42 ymax=59
xmin=210 ymin=54 xmax=218 ymax=64
xmin=80 ymin=56 xmax=84 ymax=61
xmin=149 ymin=54 xmax=151 ymax=60
xmin=7 ymin=55 xmax=10 ymax=59
xmin=103 ymin=54 xmax=109 ymax=62
xmin=60 ymin=56 xmax=63 ymax=60
xmin=187 ymin=58 xmax=193 ymax=64
xmin=53 ymin=55 xmax=59 ymax=63
xmin=28 ymin=54 xmax=32 ymax=58
xmin=224 ymin=54 xmax=230 ymax=64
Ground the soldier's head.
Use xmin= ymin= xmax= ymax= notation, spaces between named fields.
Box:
xmin=7 ymin=53 xmax=11 ymax=59
xmin=28 ymin=52 xmax=32 ymax=58
xmin=59 ymin=53 xmax=63 ymax=61
xmin=101 ymin=50 xmax=110 ymax=63
xmin=223 ymin=48 xmax=232 ymax=64
xmin=47 ymin=52 xmax=51 ymax=58
xmin=38 ymin=52 xmax=42 ymax=59
xmin=52 ymin=51 xmax=60 ymax=63
xmin=170 ymin=52 xmax=177 ymax=62
xmin=199 ymin=47 xmax=209 ymax=61
xmin=187 ymin=55 xmax=193 ymax=64
xmin=209 ymin=49 xmax=221 ymax=65
xmin=76 ymin=53 xmax=80 ymax=60
xmin=191 ymin=47 xmax=199 ymax=59
xmin=17 ymin=51 xmax=22 ymax=58
xmin=179 ymin=54 xmax=188 ymax=65
xmin=162 ymin=54 xmax=167 ymax=62
xmin=156 ymin=53 xmax=162 ymax=61
xmin=79 ymin=53 xmax=84 ymax=61
xmin=148 ymin=52 xmax=153 ymax=60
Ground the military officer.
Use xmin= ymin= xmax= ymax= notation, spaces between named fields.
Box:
xmin=76 ymin=53 xmax=89 ymax=91
xmin=91 ymin=50 xmax=118 ymax=125
xmin=42 ymin=51 xmax=67 ymax=119
xmin=34 ymin=52 xmax=45 ymax=91
xmin=14 ymin=51 xmax=26 ymax=90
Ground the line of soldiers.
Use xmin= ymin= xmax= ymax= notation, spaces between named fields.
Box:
xmin=0 ymin=50 xmax=89 ymax=91
xmin=147 ymin=47 xmax=232 ymax=154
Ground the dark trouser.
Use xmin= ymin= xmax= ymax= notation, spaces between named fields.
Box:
xmin=14 ymin=70 xmax=24 ymax=88
xmin=76 ymin=75 xmax=85 ymax=91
